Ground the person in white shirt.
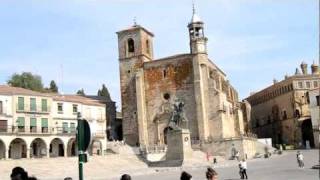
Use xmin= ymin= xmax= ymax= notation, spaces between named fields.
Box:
xmin=240 ymin=159 xmax=248 ymax=179
xmin=297 ymin=152 xmax=304 ymax=168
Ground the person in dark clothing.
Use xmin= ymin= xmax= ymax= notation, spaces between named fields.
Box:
xmin=238 ymin=163 xmax=244 ymax=179
xmin=11 ymin=167 xmax=29 ymax=180
xmin=206 ymin=167 xmax=218 ymax=180
xmin=180 ymin=171 xmax=192 ymax=180
xmin=120 ymin=174 xmax=131 ymax=180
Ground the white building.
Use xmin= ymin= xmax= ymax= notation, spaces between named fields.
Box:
xmin=0 ymin=85 xmax=107 ymax=159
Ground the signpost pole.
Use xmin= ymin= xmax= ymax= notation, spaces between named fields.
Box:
xmin=77 ymin=113 xmax=84 ymax=180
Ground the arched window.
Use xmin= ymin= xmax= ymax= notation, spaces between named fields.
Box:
xmin=295 ymin=109 xmax=300 ymax=118
xmin=146 ymin=40 xmax=150 ymax=54
xmin=127 ymin=38 xmax=135 ymax=53
xmin=163 ymin=69 xmax=167 ymax=78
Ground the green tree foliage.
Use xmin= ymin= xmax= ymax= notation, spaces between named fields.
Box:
xmin=97 ymin=84 xmax=111 ymax=101
xmin=77 ymin=88 xmax=85 ymax=96
xmin=7 ymin=72 xmax=43 ymax=91
xmin=49 ymin=80 xmax=58 ymax=93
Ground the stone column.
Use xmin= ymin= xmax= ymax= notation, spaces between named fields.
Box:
xmin=26 ymin=148 xmax=30 ymax=158
xmin=5 ymin=149 xmax=9 ymax=159
xmin=46 ymin=148 xmax=50 ymax=158
xmin=135 ymin=70 xmax=149 ymax=147
xmin=64 ymin=147 xmax=68 ymax=157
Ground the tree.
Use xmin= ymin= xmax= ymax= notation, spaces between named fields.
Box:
xmin=49 ymin=80 xmax=58 ymax=93
xmin=77 ymin=88 xmax=85 ymax=96
xmin=7 ymin=72 xmax=43 ymax=91
xmin=97 ymin=84 xmax=111 ymax=101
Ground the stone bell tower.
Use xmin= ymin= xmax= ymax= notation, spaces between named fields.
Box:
xmin=188 ymin=5 xmax=208 ymax=54
xmin=189 ymin=4 xmax=210 ymax=141
xmin=117 ymin=23 xmax=154 ymax=146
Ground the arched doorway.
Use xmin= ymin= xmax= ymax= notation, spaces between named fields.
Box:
xmin=67 ymin=138 xmax=77 ymax=157
xmin=116 ymin=125 xmax=123 ymax=141
xmin=50 ymin=138 xmax=64 ymax=157
xmin=301 ymin=119 xmax=315 ymax=148
xmin=9 ymin=138 xmax=27 ymax=159
xmin=30 ymin=138 xmax=47 ymax=158
xmin=90 ymin=140 xmax=102 ymax=156
xmin=0 ymin=139 xmax=5 ymax=159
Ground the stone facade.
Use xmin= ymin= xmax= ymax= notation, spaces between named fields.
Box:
xmin=245 ymin=62 xmax=320 ymax=148
xmin=309 ymin=89 xmax=320 ymax=148
xmin=118 ymin=10 xmax=245 ymax=148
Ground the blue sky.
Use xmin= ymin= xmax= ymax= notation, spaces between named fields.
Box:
xmin=0 ymin=0 xmax=318 ymax=109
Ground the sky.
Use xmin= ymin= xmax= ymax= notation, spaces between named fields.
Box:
xmin=0 ymin=0 xmax=318 ymax=110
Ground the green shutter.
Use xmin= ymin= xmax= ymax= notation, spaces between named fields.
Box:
xmin=30 ymin=118 xmax=37 ymax=126
xmin=30 ymin=98 xmax=36 ymax=111
xmin=17 ymin=117 xmax=25 ymax=126
xmin=70 ymin=123 xmax=76 ymax=132
xmin=63 ymin=122 xmax=68 ymax=132
xmin=18 ymin=97 xmax=24 ymax=110
xmin=41 ymin=118 xmax=48 ymax=127
xmin=41 ymin=99 xmax=47 ymax=112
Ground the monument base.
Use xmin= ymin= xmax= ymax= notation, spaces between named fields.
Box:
xmin=166 ymin=128 xmax=193 ymax=161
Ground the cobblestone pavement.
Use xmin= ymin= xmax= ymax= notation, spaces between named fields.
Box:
xmin=0 ymin=150 xmax=318 ymax=180
xmin=125 ymin=150 xmax=319 ymax=180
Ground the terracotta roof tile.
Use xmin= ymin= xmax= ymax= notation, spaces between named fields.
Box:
xmin=0 ymin=85 xmax=50 ymax=96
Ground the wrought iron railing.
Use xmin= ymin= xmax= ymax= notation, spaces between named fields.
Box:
xmin=16 ymin=104 xmax=50 ymax=114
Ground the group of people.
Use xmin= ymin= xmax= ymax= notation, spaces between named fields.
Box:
xmin=119 ymin=168 xmax=218 ymax=180
xmin=180 ymin=167 xmax=218 ymax=180
xmin=9 ymin=151 xmax=306 ymax=180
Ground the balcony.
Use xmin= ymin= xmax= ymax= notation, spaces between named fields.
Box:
xmin=0 ymin=125 xmax=77 ymax=135
xmin=16 ymin=104 xmax=50 ymax=114
xmin=56 ymin=127 xmax=77 ymax=135
xmin=0 ymin=125 xmax=52 ymax=134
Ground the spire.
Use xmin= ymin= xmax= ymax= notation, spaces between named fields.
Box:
xmin=192 ymin=2 xmax=196 ymax=15
xmin=133 ymin=16 xmax=137 ymax=26
xmin=190 ymin=1 xmax=202 ymax=23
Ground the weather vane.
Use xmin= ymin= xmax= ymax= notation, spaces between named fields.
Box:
xmin=133 ymin=16 xmax=137 ymax=26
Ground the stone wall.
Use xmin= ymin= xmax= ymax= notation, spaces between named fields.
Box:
xmin=144 ymin=57 xmax=197 ymax=145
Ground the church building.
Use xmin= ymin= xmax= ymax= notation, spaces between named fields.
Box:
xmin=117 ymin=8 xmax=246 ymax=150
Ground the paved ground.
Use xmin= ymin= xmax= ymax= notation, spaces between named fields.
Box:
xmin=0 ymin=150 xmax=318 ymax=179
xmin=124 ymin=150 xmax=319 ymax=180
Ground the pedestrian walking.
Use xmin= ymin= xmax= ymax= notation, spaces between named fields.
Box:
xmin=240 ymin=159 xmax=248 ymax=179
xmin=297 ymin=152 xmax=304 ymax=168
xmin=235 ymin=151 xmax=240 ymax=161
xmin=206 ymin=152 xmax=210 ymax=162
xmin=238 ymin=163 xmax=243 ymax=179
xmin=180 ymin=171 xmax=192 ymax=180
xmin=213 ymin=157 xmax=217 ymax=164
xmin=206 ymin=167 xmax=218 ymax=180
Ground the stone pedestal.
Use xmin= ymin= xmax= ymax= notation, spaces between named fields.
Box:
xmin=166 ymin=129 xmax=193 ymax=161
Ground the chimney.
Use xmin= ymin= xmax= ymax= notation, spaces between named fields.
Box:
xmin=284 ymin=74 xmax=289 ymax=80
xmin=300 ymin=61 xmax=308 ymax=75
xmin=273 ymin=78 xmax=278 ymax=84
xmin=311 ymin=61 xmax=319 ymax=74
xmin=295 ymin=68 xmax=301 ymax=75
